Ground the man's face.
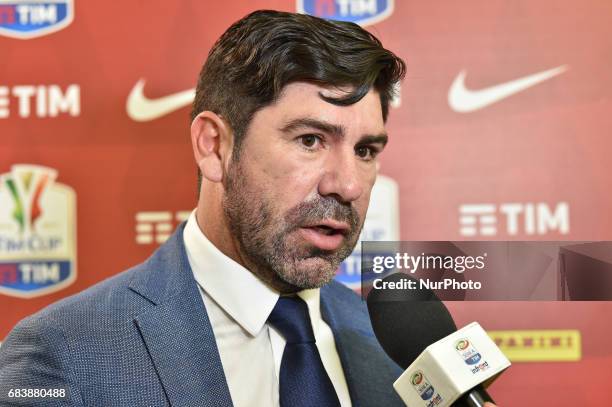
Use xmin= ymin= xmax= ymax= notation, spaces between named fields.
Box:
xmin=223 ymin=82 xmax=387 ymax=291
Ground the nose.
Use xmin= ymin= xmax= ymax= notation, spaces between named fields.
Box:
xmin=317 ymin=150 xmax=364 ymax=203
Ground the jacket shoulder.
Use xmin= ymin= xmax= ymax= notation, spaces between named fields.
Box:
xmin=25 ymin=260 xmax=153 ymax=329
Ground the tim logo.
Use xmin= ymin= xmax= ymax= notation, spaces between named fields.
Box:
xmin=0 ymin=0 xmax=74 ymax=39
xmin=459 ymin=202 xmax=570 ymax=237
xmin=297 ymin=0 xmax=394 ymax=26
xmin=134 ymin=210 xmax=191 ymax=245
xmin=0 ymin=84 xmax=80 ymax=118
xmin=0 ymin=164 xmax=77 ymax=298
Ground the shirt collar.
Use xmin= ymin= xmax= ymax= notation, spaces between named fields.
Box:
xmin=183 ymin=210 xmax=279 ymax=336
xmin=297 ymin=288 xmax=321 ymax=337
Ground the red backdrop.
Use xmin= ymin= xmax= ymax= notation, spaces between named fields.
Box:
xmin=1 ymin=1 xmax=611 ymax=405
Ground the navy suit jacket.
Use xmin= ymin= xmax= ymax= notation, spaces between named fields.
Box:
xmin=0 ymin=225 xmax=403 ymax=406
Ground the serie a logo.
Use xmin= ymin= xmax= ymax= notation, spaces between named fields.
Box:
xmin=0 ymin=164 xmax=77 ymax=298
xmin=297 ymin=0 xmax=394 ymax=27
xmin=455 ymin=338 xmax=490 ymax=374
xmin=410 ymin=371 xmax=443 ymax=406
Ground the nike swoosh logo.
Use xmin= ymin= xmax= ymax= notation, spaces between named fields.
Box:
xmin=126 ymin=79 xmax=195 ymax=121
xmin=448 ymin=65 xmax=568 ymax=113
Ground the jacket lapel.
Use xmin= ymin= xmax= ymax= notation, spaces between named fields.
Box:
xmin=129 ymin=224 xmax=233 ymax=407
xmin=321 ymin=281 xmax=404 ymax=407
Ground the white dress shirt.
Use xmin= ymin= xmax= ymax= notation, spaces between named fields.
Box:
xmin=183 ymin=211 xmax=352 ymax=407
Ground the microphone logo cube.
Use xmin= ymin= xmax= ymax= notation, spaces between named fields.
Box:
xmin=394 ymin=323 xmax=510 ymax=407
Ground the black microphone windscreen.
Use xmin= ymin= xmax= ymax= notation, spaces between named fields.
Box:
xmin=366 ymin=273 xmax=457 ymax=369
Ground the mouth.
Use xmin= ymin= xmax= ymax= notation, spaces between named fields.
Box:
xmin=299 ymin=220 xmax=350 ymax=251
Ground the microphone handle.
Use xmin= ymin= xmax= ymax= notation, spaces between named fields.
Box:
xmin=453 ymin=384 xmax=494 ymax=407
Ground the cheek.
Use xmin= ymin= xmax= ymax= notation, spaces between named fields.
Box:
xmin=257 ymin=154 xmax=323 ymax=201
xmin=272 ymin=172 xmax=321 ymax=216
xmin=356 ymin=191 xmax=372 ymax=218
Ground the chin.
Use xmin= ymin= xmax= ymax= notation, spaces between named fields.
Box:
xmin=278 ymin=257 xmax=339 ymax=289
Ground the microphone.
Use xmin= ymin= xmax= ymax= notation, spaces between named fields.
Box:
xmin=367 ymin=273 xmax=510 ymax=407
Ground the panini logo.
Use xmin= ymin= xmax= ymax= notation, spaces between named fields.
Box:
xmin=297 ymin=0 xmax=394 ymax=26
xmin=0 ymin=0 xmax=74 ymax=39
xmin=0 ymin=164 xmax=77 ymax=298
xmin=488 ymin=330 xmax=581 ymax=362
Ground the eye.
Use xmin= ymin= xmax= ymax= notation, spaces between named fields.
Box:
xmin=298 ymin=134 xmax=322 ymax=149
xmin=355 ymin=145 xmax=379 ymax=160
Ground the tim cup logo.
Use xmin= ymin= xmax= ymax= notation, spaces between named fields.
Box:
xmin=2 ymin=164 xmax=56 ymax=235
xmin=0 ymin=164 xmax=77 ymax=298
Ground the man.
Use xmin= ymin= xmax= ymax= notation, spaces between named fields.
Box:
xmin=0 ymin=10 xmax=498 ymax=407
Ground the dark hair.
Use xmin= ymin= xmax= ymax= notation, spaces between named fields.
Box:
xmin=192 ymin=10 xmax=406 ymax=186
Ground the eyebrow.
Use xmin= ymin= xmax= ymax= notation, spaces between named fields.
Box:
xmin=279 ymin=117 xmax=388 ymax=146
xmin=356 ymin=134 xmax=389 ymax=147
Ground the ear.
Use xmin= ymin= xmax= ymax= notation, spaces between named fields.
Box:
xmin=190 ymin=111 xmax=232 ymax=183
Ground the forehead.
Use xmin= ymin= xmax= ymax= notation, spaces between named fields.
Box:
xmin=260 ymin=82 xmax=386 ymax=135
